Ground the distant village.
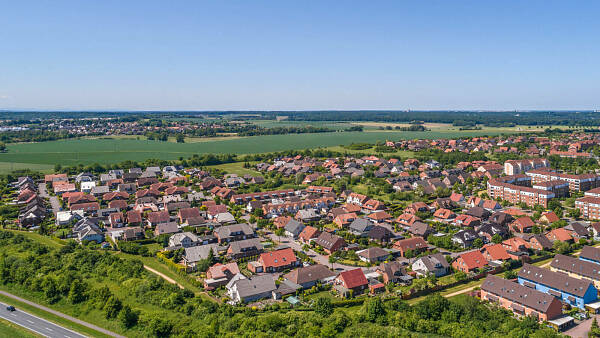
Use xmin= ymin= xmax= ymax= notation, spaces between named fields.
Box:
xmin=8 ymin=131 xmax=600 ymax=332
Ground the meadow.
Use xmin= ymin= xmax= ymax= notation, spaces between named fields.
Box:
xmin=0 ymin=125 xmax=536 ymax=170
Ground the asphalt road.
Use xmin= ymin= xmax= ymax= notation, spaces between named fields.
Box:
xmin=0 ymin=301 xmax=86 ymax=338
xmin=38 ymin=183 xmax=61 ymax=216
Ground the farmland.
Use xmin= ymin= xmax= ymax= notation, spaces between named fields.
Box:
xmin=0 ymin=125 xmax=535 ymax=169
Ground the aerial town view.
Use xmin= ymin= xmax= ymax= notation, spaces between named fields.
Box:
xmin=1 ymin=1 xmax=599 ymax=338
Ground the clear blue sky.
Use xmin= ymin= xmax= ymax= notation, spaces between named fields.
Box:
xmin=1 ymin=1 xmax=599 ymax=111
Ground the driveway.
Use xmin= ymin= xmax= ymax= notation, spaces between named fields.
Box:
xmin=565 ymin=315 xmax=595 ymax=338
xmin=39 ymin=183 xmax=61 ymax=216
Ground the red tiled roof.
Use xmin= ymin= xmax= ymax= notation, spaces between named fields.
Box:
xmin=259 ymin=248 xmax=297 ymax=269
xmin=338 ymin=268 xmax=368 ymax=289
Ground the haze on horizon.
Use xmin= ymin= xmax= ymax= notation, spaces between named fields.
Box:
xmin=1 ymin=1 xmax=599 ymax=111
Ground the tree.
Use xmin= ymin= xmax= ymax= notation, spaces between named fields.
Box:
xmin=275 ymin=227 xmax=285 ymax=242
xmin=504 ymin=270 xmax=517 ymax=279
xmin=67 ymin=279 xmax=86 ymax=304
xmin=568 ymin=208 xmax=581 ymax=220
xmin=118 ymin=305 xmax=138 ymax=328
xmin=454 ymin=271 xmax=467 ymax=282
xmin=473 ymin=238 xmax=484 ymax=248
xmin=553 ymin=240 xmax=571 ymax=255
xmin=147 ymin=315 xmax=173 ymax=337
xmin=491 ymin=233 xmax=503 ymax=244
xmin=363 ymin=297 xmax=386 ymax=322
xmin=314 ymin=297 xmax=333 ymax=317
xmin=176 ymin=134 xmax=185 ymax=143
xmin=42 ymin=277 xmax=60 ymax=304
xmin=104 ymin=295 xmax=122 ymax=319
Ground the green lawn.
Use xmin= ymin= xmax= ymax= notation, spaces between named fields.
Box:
xmin=206 ymin=162 xmax=261 ymax=176
xmin=0 ymin=318 xmax=40 ymax=338
xmin=0 ymin=127 xmax=530 ymax=166
xmin=6 ymin=230 xmax=66 ymax=249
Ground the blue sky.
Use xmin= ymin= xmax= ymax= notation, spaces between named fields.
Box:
xmin=1 ymin=1 xmax=599 ymax=110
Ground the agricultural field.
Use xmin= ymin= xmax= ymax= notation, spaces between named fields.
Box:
xmin=0 ymin=125 xmax=536 ymax=168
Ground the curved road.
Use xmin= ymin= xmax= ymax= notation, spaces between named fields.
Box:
xmin=0 ymin=290 xmax=125 ymax=338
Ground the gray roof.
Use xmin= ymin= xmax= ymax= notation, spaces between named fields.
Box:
xmin=229 ymin=238 xmax=263 ymax=254
xmin=91 ymin=186 xmax=110 ymax=194
xmin=551 ymin=254 xmax=600 ymax=281
xmin=409 ymin=221 xmax=433 ymax=237
xmin=283 ymin=264 xmax=336 ymax=285
xmin=357 ymin=247 xmax=389 ymax=259
xmin=481 ymin=275 xmax=559 ymax=313
xmin=214 ymin=223 xmax=254 ymax=238
xmin=519 ymin=263 xmax=593 ymax=298
xmin=314 ymin=232 xmax=345 ymax=250
xmin=414 ymin=253 xmax=450 ymax=271
xmin=284 ymin=219 xmax=305 ymax=236
xmin=349 ymin=218 xmax=373 ymax=234
xmin=184 ymin=244 xmax=218 ymax=263
xmin=580 ymin=245 xmax=600 ymax=263
xmin=231 ymin=275 xmax=276 ymax=298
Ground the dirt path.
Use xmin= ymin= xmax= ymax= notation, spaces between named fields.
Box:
xmin=443 ymin=285 xmax=480 ymax=298
xmin=144 ymin=265 xmax=184 ymax=289
xmin=0 ymin=290 xmax=125 ymax=338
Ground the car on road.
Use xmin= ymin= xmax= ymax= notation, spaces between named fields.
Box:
xmin=6 ymin=305 xmax=15 ymax=312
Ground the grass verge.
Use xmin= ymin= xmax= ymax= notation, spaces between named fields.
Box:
xmin=0 ymin=318 xmax=41 ymax=338
xmin=0 ymin=292 xmax=112 ymax=338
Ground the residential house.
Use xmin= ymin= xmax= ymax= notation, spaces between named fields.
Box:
xmin=377 ymin=261 xmax=413 ymax=285
xmin=214 ymin=223 xmax=255 ymax=244
xmin=392 ymin=237 xmax=428 ymax=257
xmin=169 ymin=232 xmax=199 ymax=248
xmin=356 ymin=247 xmax=389 ymax=263
xmin=518 ymin=263 xmax=597 ymax=309
xmin=227 ymin=238 xmax=264 ymax=260
xmin=257 ymin=248 xmax=300 ymax=272
xmin=226 ymin=274 xmax=276 ymax=304
xmin=314 ymin=232 xmax=346 ymax=254
xmin=452 ymin=250 xmax=488 ymax=273
xmin=349 ymin=218 xmax=374 ymax=236
xmin=411 ymin=253 xmax=450 ymax=277
xmin=204 ymin=262 xmax=240 ymax=290
xmin=481 ymin=275 xmax=562 ymax=322
xmin=283 ymin=264 xmax=336 ymax=289
xmin=334 ymin=268 xmax=368 ymax=297
xmin=284 ymin=219 xmax=305 ymax=239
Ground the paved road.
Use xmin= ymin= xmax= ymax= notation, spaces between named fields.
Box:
xmin=565 ymin=315 xmax=596 ymax=338
xmin=38 ymin=183 xmax=61 ymax=216
xmin=267 ymin=234 xmax=357 ymax=271
xmin=0 ymin=300 xmax=86 ymax=338
xmin=0 ymin=291 xmax=125 ymax=338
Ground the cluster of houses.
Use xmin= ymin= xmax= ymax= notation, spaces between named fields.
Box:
xmin=12 ymin=177 xmax=47 ymax=227
xmin=479 ymin=245 xmax=600 ymax=330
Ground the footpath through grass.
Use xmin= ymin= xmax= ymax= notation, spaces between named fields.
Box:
xmin=113 ymin=252 xmax=204 ymax=295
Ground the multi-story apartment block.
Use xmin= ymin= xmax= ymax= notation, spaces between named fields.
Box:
xmin=575 ymin=197 xmax=600 ymax=220
xmin=526 ymin=169 xmax=600 ymax=192
xmin=504 ymin=158 xmax=549 ymax=176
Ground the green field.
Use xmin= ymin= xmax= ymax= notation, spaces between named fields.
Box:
xmin=0 ymin=126 xmax=534 ymax=169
